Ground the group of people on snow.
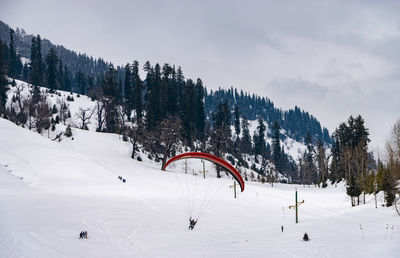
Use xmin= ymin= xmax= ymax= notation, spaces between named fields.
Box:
xmin=118 ymin=176 xmax=126 ymax=183
xmin=79 ymin=231 xmax=88 ymax=239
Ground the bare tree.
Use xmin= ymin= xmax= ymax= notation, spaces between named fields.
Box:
xmin=75 ymin=107 xmax=94 ymax=130
xmin=14 ymin=83 xmax=24 ymax=112
xmin=23 ymin=96 xmax=36 ymax=130
xmin=127 ymin=123 xmax=143 ymax=159
xmin=95 ymin=101 xmax=105 ymax=132
xmin=145 ymin=115 xmax=182 ymax=169
xmin=35 ymin=100 xmax=51 ymax=134
xmin=353 ymin=141 xmax=369 ymax=204
xmin=315 ymin=140 xmax=332 ymax=187
xmin=388 ymin=119 xmax=400 ymax=180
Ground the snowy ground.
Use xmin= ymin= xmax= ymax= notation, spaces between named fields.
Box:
xmin=0 ymin=118 xmax=399 ymax=258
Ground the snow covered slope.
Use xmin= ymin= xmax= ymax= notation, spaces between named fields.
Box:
xmin=0 ymin=117 xmax=399 ymax=257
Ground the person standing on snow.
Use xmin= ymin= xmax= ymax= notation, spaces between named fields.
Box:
xmin=188 ymin=217 xmax=197 ymax=230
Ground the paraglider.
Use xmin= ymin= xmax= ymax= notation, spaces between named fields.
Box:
xmin=162 ymin=152 xmax=245 ymax=192
xmin=163 ymin=152 xmax=245 ymax=230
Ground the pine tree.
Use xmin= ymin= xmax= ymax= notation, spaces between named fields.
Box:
xmin=265 ymin=143 xmax=272 ymax=160
xmin=101 ymin=66 xmax=119 ymax=133
xmin=234 ymin=104 xmax=240 ymax=138
xmin=255 ymin=117 xmax=266 ymax=156
xmin=56 ymin=59 xmax=64 ymax=90
xmin=76 ymin=70 xmax=86 ymax=95
xmin=22 ymin=63 xmax=29 ymax=81
xmin=194 ymin=78 xmax=205 ymax=140
xmin=124 ymin=63 xmax=133 ymax=120
xmin=145 ymin=62 xmax=162 ymax=130
xmin=0 ymin=40 xmax=9 ymax=113
xmin=63 ymin=65 xmax=71 ymax=92
xmin=209 ymin=101 xmax=232 ymax=177
xmin=272 ymin=121 xmax=281 ymax=171
xmin=181 ymin=79 xmax=196 ymax=143
xmin=8 ymin=29 xmax=22 ymax=78
xmin=132 ymin=61 xmax=143 ymax=121
xmin=346 ymin=175 xmax=362 ymax=206
xmin=30 ymin=35 xmax=44 ymax=86
xmin=383 ymin=161 xmax=396 ymax=206
xmin=117 ymin=78 xmax=123 ymax=103
xmin=45 ymin=48 xmax=58 ymax=92
xmin=64 ymin=124 xmax=73 ymax=137
xmin=240 ymin=116 xmax=252 ymax=153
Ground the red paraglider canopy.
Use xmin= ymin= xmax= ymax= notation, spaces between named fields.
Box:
xmin=162 ymin=152 xmax=245 ymax=192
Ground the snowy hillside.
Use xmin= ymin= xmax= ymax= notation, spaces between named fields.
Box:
xmin=5 ymin=79 xmax=306 ymax=184
xmin=9 ymin=79 xmax=307 ymax=153
xmin=0 ymin=117 xmax=399 ymax=257
xmin=245 ymin=119 xmax=307 ymax=161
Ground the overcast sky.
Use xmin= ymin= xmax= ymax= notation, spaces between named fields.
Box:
xmin=1 ymin=0 xmax=399 ymax=150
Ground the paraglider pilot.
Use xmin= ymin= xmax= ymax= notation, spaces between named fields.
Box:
xmin=188 ymin=217 xmax=198 ymax=230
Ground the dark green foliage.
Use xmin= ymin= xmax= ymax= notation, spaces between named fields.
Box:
xmin=8 ymin=29 xmax=22 ymax=78
xmin=56 ymin=59 xmax=64 ymax=90
xmin=132 ymin=61 xmax=143 ymax=121
xmin=30 ymin=35 xmax=44 ymax=86
xmin=332 ymin=115 xmax=371 ymax=203
xmin=0 ymin=21 xmax=111 ymax=91
xmin=300 ymin=132 xmax=318 ymax=184
xmin=254 ymin=117 xmax=266 ymax=156
xmin=209 ymin=101 xmax=232 ymax=177
xmin=226 ymin=155 xmax=235 ymax=165
xmin=234 ymin=104 xmax=240 ymax=137
xmin=63 ymin=65 xmax=72 ymax=92
xmin=22 ymin=63 xmax=29 ymax=80
xmin=180 ymin=78 xmax=205 ymax=143
xmin=101 ymin=66 xmax=120 ymax=133
xmin=45 ymin=48 xmax=58 ymax=92
xmin=382 ymin=167 xmax=396 ymax=206
xmin=64 ymin=124 xmax=72 ymax=137
xmin=205 ymin=89 xmax=331 ymax=145
xmin=144 ymin=62 xmax=161 ymax=130
xmin=193 ymin=78 xmax=205 ymax=139
xmin=123 ymin=63 xmax=134 ymax=120
xmin=75 ymin=70 xmax=86 ymax=95
xmin=346 ymin=175 xmax=362 ymax=206
xmin=272 ymin=121 xmax=281 ymax=170
xmin=240 ymin=116 xmax=252 ymax=153
xmin=52 ymin=104 xmax=58 ymax=114
xmin=0 ymin=40 xmax=9 ymax=113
